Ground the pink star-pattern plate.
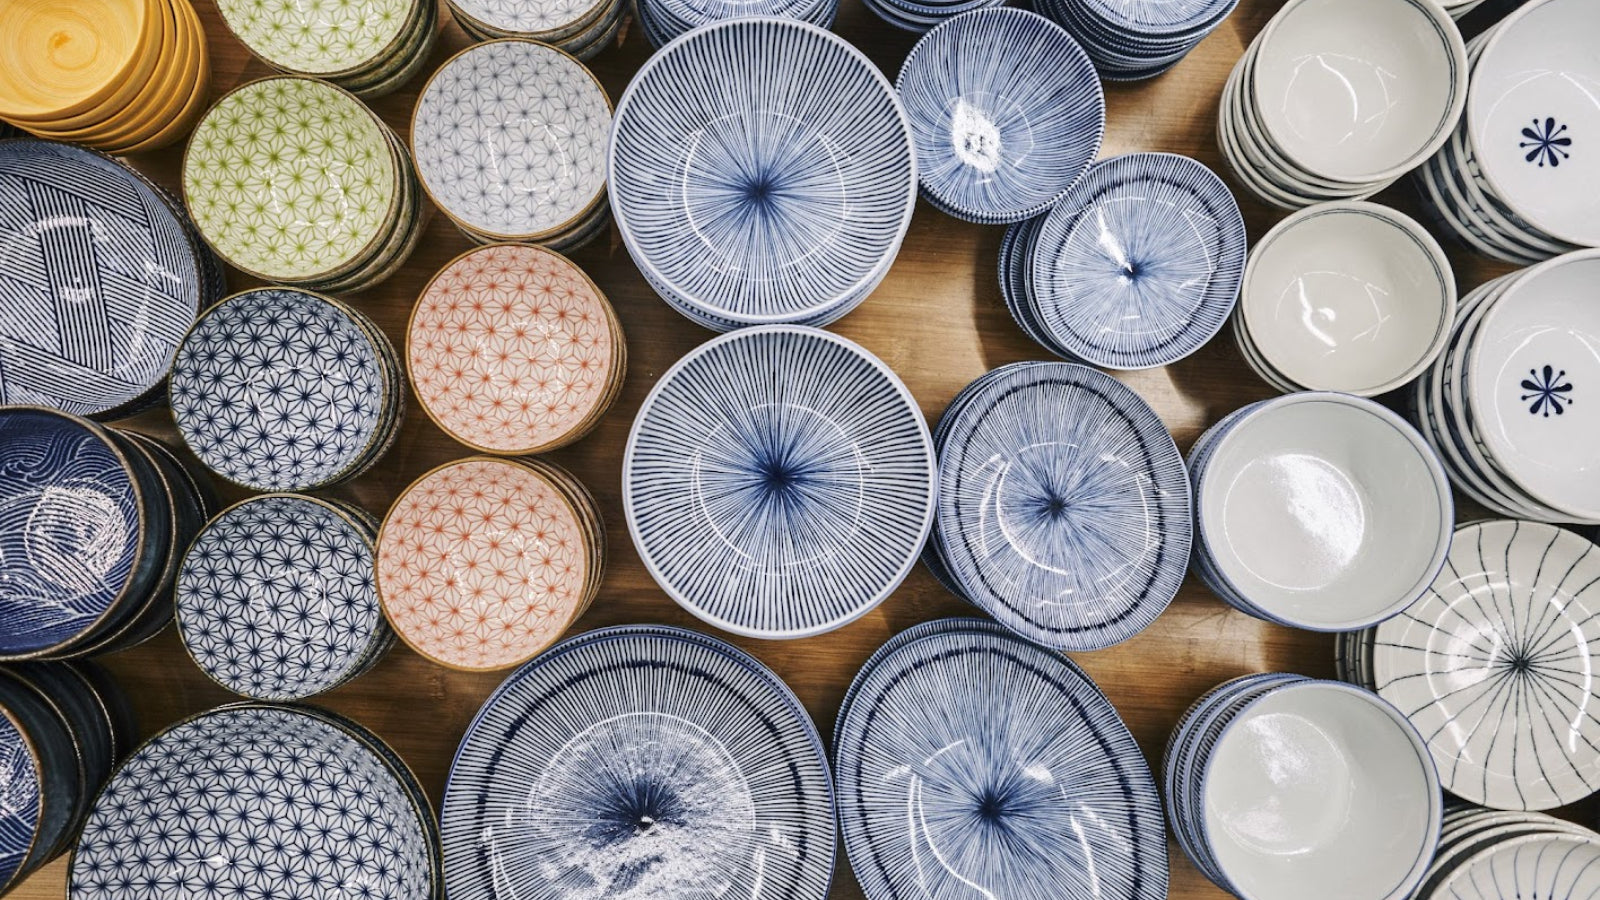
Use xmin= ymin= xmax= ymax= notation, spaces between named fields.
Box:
xmin=375 ymin=456 xmax=603 ymax=670
xmin=408 ymin=244 xmax=626 ymax=455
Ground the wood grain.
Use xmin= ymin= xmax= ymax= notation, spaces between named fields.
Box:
xmin=9 ymin=0 xmax=1580 ymax=898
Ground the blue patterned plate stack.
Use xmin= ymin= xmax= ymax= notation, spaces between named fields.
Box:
xmin=896 ymin=9 xmax=1103 ymax=224
xmin=0 ymin=139 xmax=221 ymax=421
xmin=636 ymin=0 xmax=837 ymax=47
xmin=609 ymin=18 xmax=916 ymax=330
xmin=442 ymin=625 xmax=836 ymax=900
xmin=176 ymin=494 xmax=394 ymax=702
xmin=169 ymin=287 xmax=405 ymax=493
xmin=624 ymin=326 xmax=936 ymax=639
xmin=0 ymin=407 xmax=213 ymax=661
xmin=1034 ymin=0 xmax=1240 ymax=80
xmin=835 ymin=617 xmax=1168 ymax=900
xmin=925 ymin=362 xmax=1190 ymax=651
xmin=70 ymin=703 xmax=440 ymax=900
xmin=1002 ymin=153 xmax=1246 ymax=369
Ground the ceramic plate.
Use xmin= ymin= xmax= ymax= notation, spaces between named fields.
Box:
xmin=215 ymin=0 xmax=413 ymax=75
xmin=624 ymin=326 xmax=935 ymax=639
xmin=441 ymin=625 xmax=836 ymax=900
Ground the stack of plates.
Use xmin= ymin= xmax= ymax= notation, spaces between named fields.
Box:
xmin=1034 ymin=0 xmax=1241 ymax=80
xmin=71 ymin=704 xmax=440 ymax=900
xmin=896 ymin=9 xmax=1103 ymax=224
xmin=446 ymin=0 xmax=626 ymax=59
xmin=1340 ymin=519 xmax=1600 ymax=812
xmin=0 ymin=661 xmax=136 ymax=895
xmin=835 ymin=618 xmax=1168 ymax=900
xmin=176 ymin=495 xmax=395 ymax=702
xmin=0 ymin=407 xmax=212 ymax=661
xmin=1405 ymin=807 xmax=1600 ymax=899
xmin=215 ymin=0 xmax=438 ymax=98
xmin=1164 ymin=674 xmax=1441 ymax=900
xmin=1216 ymin=0 xmax=1467 ymax=209
xmin=625 ymin=326 xmax=935 ymax=639
xmin=170 ymin=288 xmax=405 ymax=493
xmin=442 ymin=625 xmax=836 ymax=900
xmin=409 ymin=244 xmax=626 ymax=455
xmin=377 ymin=456 xmax=603 ymax=671
xmin=1003 ymin=153 xmax=1246 ymax=369
xmin=1234 ymin=201 xmax=1456 ymax=395
xmin=183 ymin=77 xmax=425 ymax=294
xmin=609 ymin=18 xmax=916 ymax=330
xmin=0 ymin=140 xmax=221 ymax=420
xmin=0 ymin=0 xmax=210 ymax=152
xmin=1415 ymin=0 xmax=1595 ymax=266
xmin=637 ymin=0 xmax=837 ymax=47
xmin=413 ymin=41 xmax=611 ymax=251
xmin=1189 ymin=393 xmax=1453 ymax=632
xmin=860 ymin=0 xmax=1004 ymax=34
xmin=1406 ymin=249 xmax=1600 ymax=524
xmin=926 ymin=362 xmax=1190 ymax=650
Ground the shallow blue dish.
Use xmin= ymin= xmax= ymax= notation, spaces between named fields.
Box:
xmin=442 ymin=625 xmax=836 ymax=900
xmin=896 ymin=9 xmax=1104 ymax=224
xmin=0 ymin=669 xmax=80 ymax=893
xmin=609 ymin=18 xmax=916 ymax=330
xmin=624 ymin=326 xmax=936 ymax=639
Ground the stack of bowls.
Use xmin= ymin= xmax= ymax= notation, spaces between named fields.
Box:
xmin=1216 ymin=0 xmax=1468 ymax=209
xmin=1234 ymin=202 xmax=1457 ymax=395
xmin=1034 ymin=0 xmax=1240 ymax=80
xmin=609 ymin=18 xmax=916 ymax=330
xmin=412 ymin=41 xmax=611 ymax=251
xmin=860 ymin=0 xmax=1004 ymax=33
xmin=0 ymin=661 xmax=136 ymax=895
xmin=1415 ymin=0 xmax=1595 ymax=265
xmin=1338 ymin=520 xmax=1600 ymax=812
xmin=1407 ymin=249 xmax=1600 ymax=525
xmin=895 ymin=9 xmax=1104 ymax=225
xmin=926 ymin=362 xmax=1191 ymax=651
xmin=637 ymin=0 xmax=838 ymax=46
xmin=0 ymin=140 xmax=221 ymax=420
xmin=1164 ymin=675 xmax=1441 ymax=900
xmin=169 ymin=288 xmax=405 ymax=493
xmin=214 ymin=0 xmax=438 ymax=98
xmin=0 ymin=0 xmax=210 ymax=152
xmin=176 ymin=495 xmax=395 ymax=702
xmin=377 ymin=456 xmax=604 ymax=672
xmin=182 ymin=77 xmax=424 ymax=294
xmin=1003 ymin=152 xmax=1247 ymax=369
xmin=1189 ymin=393 xmax=1454 ymax=633
xmin=0 ymin=407 xmax=213 ymax=661
xmin=446 ymin=0 xmax=626 ymax=59
xmin=409 ymin=244 xmax=626 ymax=455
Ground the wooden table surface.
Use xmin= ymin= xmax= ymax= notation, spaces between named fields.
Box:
xmin=10 ymin=0 xmax=1571 ymax=897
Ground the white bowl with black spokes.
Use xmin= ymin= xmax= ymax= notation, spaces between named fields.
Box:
xmin=608 ymin=18 xmax=917 ymax=330
xmin=623 ymin=325 xmax=936 ymax=639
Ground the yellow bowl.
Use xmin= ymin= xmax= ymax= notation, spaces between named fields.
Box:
xmin=42 ymin=0 xmax=194 ymax=146
xmin=112 ymin=9 xmax=209 ymax=154
xmin=0 ymin=0 xmax=160 ymax=123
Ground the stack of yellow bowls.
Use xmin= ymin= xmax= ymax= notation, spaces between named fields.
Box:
xmin=0 ymin=0 xmax=210 ymax=153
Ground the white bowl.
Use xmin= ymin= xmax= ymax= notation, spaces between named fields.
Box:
xmin=1201 ymin=681 xmax=1440 ymax=900
xmin=1251 ymin=0 xmax=1467 ymax=183
xmin=1240 ymin=202 xmax=1456 ymax=396
xmin=1196 ymin=393 xmax=1453 ymax=631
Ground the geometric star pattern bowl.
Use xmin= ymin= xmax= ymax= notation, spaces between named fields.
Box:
xmin=213 ymin=0 xmax=438 ymax=98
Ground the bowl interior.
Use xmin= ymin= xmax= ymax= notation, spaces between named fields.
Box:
xmin=1201 ymin=397 xmax=1448 ymax=628
xmin=1204 ymin=684 xmax=1436 ymax=900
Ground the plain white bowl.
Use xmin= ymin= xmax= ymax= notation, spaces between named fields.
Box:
xmin=1250 ymin=0 xmax=1467 ymax=183
xmin=1240 ymin=202 xmax=1456 ymax=396
xmin=1196 ymin=393 xmax=1453 ymax=630
xmin=1202 ymin=681 xmax=1440 ymax=900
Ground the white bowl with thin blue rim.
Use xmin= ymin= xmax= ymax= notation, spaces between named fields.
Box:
xmin=895 ymin=8 xmax=1103 ymax=224
xmin=608 ymin=17 xmax=916 ymax=329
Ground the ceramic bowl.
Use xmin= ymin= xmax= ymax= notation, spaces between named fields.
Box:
xmin=412 ymin=40 xmax=611 ymax=243
xmin=0 ymin=0 xmax=152 ymax=123
xmin=0 ymin=671 xmax=81 ymax=892
xmin=448 ymin=0 xmax=610 ymax=39
xmin=895 ymin=9 xmax=1103 ymax=224
xmin=1198 ymin=680 xmax=1440 ymax=900
xmin=169 ymin=288 xmax=399 ymax=492
xmin=1249 ymin=0 xmax=1466 ymax=184
xmin=624 ymin=325 xmax=935 ymax=639
xmin=215 ymin=0 xmax=416 ymax=77
xmin=1034 ymin=0 xmax=1240 ymax=80
xmin=1239 ymin=202 xmax=1456 ymax=396
xmin=1192 ymin=393 xmax=1453 ymax=631
xmin=609 ymin=18 xmax=916 ymax=330
xmin=639 ymin=0 xmax=837 ymax=46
